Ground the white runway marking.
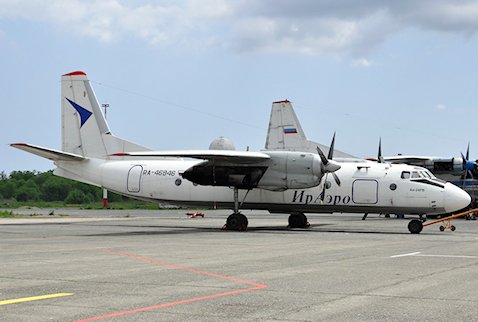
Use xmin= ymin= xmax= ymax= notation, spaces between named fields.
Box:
xmin=390 ymin=252 xmax=421 ymax=258
xmin=416 ymin=254 xmax=478 ymax=259
xmin=391 ymin=252 xmax=477 ymax=259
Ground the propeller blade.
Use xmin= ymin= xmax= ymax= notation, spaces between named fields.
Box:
xmin=316 ymin=145 xmax=328 ymax=166
xmin=332 ymin=172 xmax=341 ymax=186
xmin=327 ymin=132 xmax=336 ymax=160
xmin=466 ymin=142 xmax=470 ymax=160
xmin=377 ymin=137 xmax=384 ymax=163
xmin=320 ymin=174 xmax=328 ymax=202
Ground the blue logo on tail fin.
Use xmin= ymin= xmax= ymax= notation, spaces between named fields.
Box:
xmin=65 ymin=97 xmax=92 ymax=127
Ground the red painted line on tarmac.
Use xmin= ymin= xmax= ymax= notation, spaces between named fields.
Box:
xmin=76 ymin=249 xmax=267 ymax=322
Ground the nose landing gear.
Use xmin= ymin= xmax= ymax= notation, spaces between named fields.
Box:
xmin=408 ymin=219 xmax=424 ymax=234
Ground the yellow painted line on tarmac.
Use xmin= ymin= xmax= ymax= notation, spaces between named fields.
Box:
xmin=0 ymin=293 xmax=73 ymax=306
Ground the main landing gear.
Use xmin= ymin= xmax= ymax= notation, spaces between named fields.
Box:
xmin=408 ymin=219 xmax=423 ymax=234
xmin=224 ymin=187 xmax=249 ymax=231
xmin=288 ymin=212 xmax=310 ymax=229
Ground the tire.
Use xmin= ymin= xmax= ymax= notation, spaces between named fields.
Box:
xmin=226 ymin=213 xmax=247 ymax=231
xmin=451 ymin=225 xmax=456 ymax=231
xmin=288 ymin=213 xmax=307 ymax=228
xmin=408 ymin=219 xmax=423 ymax=234
xmin=439 ymin=225 xmax=445 ymax=232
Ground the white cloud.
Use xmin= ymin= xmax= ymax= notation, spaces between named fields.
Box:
xmin=1 ymin=0 xmax=478 ymax=56
xmin=435 ymin=104 xmax=447 ymax=110
xmin=352 ymin=58 xmax=373 ymax=67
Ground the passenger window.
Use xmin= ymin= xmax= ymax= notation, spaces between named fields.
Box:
xmin=401 ymin=171 xmax=410 ymax=179
xmin=411 ymin=171 xmax=420 ymax=178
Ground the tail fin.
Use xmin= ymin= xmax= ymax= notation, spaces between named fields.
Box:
xmin=265 ymin=100 xmax=309 ymax=151
xmin=265 ymin=100 xmax=355 ymax=158
xmin=61 ymin=71 xmax=149 ymax=158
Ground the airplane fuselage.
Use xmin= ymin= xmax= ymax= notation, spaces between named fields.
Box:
xmin=55 ymin=157 xmax=463 ymax=216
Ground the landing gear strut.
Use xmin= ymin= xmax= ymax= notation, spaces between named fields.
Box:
xmin=288 ymin=213 xmax=310 ymax=228
xmin=224 ymin=187 xmax=249 ymax=231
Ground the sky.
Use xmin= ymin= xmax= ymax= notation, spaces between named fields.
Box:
xmin=2 ymin=0 xmax=478 ymax=174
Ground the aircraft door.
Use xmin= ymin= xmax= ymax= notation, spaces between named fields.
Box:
xmin=352 ymin=179 xmax=378 ymax=204
xmin=127 ymin=165 xmax=143 ymax=193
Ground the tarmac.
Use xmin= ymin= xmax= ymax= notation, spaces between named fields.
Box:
xmin=1 ymin=208 xmax=478 ymax=321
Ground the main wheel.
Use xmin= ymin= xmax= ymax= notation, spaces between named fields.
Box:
xmin=226 ymin=213 xmax=248 ymax=231
xmin=439 ymin=225 xmax=445 ymax=232
xmin=451 ymin=225 xmax=456 ymax=231
xmin=288 ymin=213 xmax=307 ymax=228
xmin=408 ymin=219 xmax=423 ymax=234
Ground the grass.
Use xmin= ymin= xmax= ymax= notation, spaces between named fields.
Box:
xmin=0 ymin=200 xmax=163 ymax=210
xmin=0 ymin=210 xmax=15 ymax=218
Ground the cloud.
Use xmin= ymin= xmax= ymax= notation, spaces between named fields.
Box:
xmin=435 ymin=104 xmax=447 ymax=110
xmin=1 ymin=0 xmax=478 ymax=56
xmin=352 ymin=58 xmax=373 ymax=67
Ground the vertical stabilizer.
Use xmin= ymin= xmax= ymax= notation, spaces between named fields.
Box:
xmin=265 ymin=100 xmax=309 ymax=151
xmin=61 ymin=71 xmax=149 ymax=158
xmin=265 ymin=100 xmax=355 ymax=158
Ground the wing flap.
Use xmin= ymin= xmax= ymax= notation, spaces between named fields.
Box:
xmin=11 ymin=143 xmax=85 ymax=161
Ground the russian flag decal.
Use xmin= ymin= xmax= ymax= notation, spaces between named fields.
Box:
xmin=283 ymin=128 xmax=298 ymax=134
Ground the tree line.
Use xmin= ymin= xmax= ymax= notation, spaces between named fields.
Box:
xmin=0 ymin=170 xmax=127 ymax=204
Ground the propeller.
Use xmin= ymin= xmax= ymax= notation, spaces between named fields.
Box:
xmin=377 ymin=137 xmax=385 ymax=163
xmin=461 ymin=143 xmax=477 ymax=179
xmin=317 ymin=133 xmax=341 ymax=202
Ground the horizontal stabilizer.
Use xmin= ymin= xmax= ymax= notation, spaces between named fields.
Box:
xmin=10 ymin=143 xmax=85 ymax=161
xmin=112 ymin=150 xmax=270 ymax=164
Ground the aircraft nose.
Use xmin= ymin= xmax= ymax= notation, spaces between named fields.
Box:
xmin=444 ymin=183 xmax=471 ymax=213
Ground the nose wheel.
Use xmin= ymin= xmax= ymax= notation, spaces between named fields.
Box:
xmin=408 ymin=219 xmax=423 ymax=234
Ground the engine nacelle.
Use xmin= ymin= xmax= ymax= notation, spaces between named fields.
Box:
xmin=432 ymin=158 xmax=463 ymax=172
xmin=258 ymin=151 xmax=323 ymax=191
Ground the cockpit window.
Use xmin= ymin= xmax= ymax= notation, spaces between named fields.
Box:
xmin=420 ymin=171 xmax=431 ymax=179
xmin=411 ymin=171 xmax=420 ymax=178
xmin=424 ymin=169 xmax=436 ymax=179
xmin=401 ymin=171 xmax=410 ymax=179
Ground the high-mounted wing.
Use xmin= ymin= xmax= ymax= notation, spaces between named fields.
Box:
xmin=384 ymin=156 xmax=431 ymax=164
xmin=112 ymin=150 xmax=270 ymax=164
xmin=113 ymin=150 xmax=271 ymax=188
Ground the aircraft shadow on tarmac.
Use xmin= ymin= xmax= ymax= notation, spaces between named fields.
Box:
xmin=80 ymin=223 xmax=411 ymax=237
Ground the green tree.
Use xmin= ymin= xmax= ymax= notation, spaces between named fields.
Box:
xmin=0 ymin=181 xmax=15 ymax=199
xmin=9 ymin=170 xmax=38 ymax=182
xmin=15 ymin=185 xmax=40 ymax=201
xmin=65 ymin=189 xmax=92 ymax=204
xmin=41 ymin=176 xmax=72 ymax=201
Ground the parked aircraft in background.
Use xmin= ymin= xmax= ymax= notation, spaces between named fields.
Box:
xmin=383 ymin=144 xmax=478 ymax=210
xmin=11 ymin=72 xmax=471 ymax=234
xmin=384 ymin=144 xmax=478 ymax=182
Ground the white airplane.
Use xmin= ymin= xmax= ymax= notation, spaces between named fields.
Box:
xmin=383 ymin=146 xmax=478 ymax=182
xmin=11 ymin=72 xmax=471 ymax=234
